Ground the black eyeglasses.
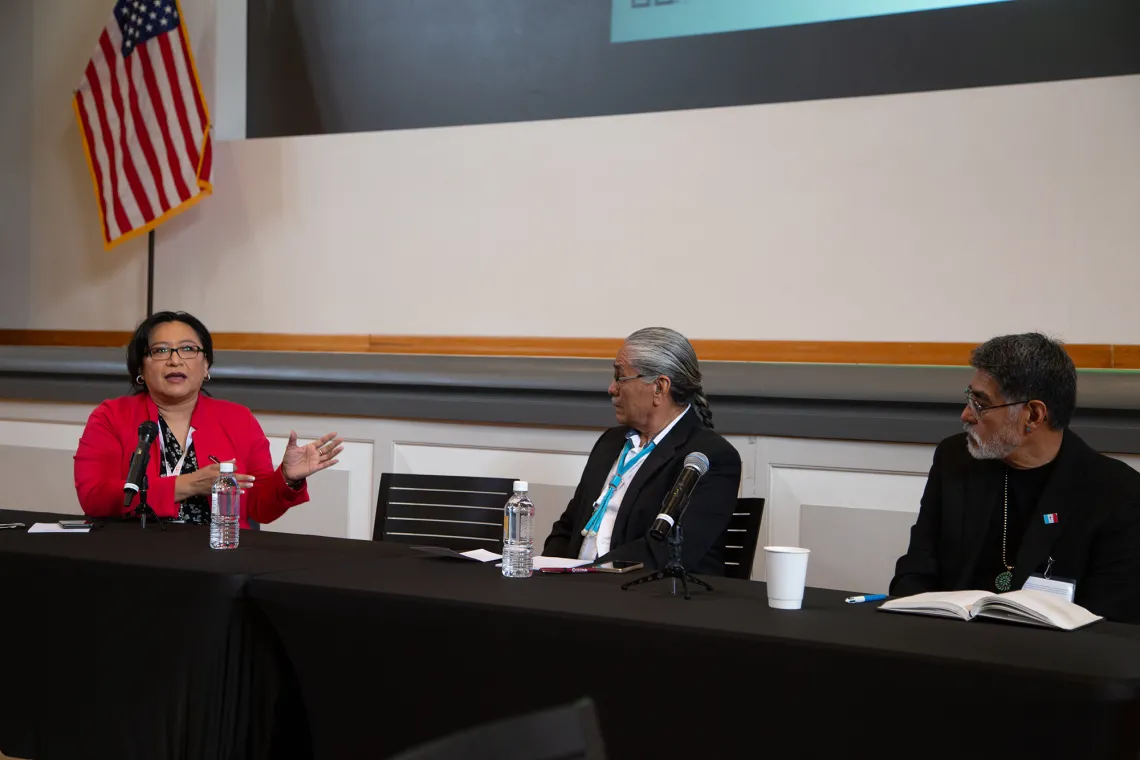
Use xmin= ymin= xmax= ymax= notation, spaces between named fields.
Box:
xmin=964 ymin=388 xmax=1029 ymax=419
xmin=613 ymin=372 xmax=651 ymax=384
xmin=146 ymin=345 xmax=204 ymax=360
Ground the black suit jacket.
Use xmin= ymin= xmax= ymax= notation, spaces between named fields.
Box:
xmin=543 ymin=409 xmax=742 ymax=575
xmin=890 ymin=431 xmax=1140 ymax=623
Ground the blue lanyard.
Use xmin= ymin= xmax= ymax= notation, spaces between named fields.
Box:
xmin=581 ymin=438 xmax=656 ymax=537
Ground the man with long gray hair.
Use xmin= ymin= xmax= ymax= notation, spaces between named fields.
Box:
xmin=891 ymin=333 xmax=1140 ymax=622
xmin=543 ymin=327 xmax=742 ymax=574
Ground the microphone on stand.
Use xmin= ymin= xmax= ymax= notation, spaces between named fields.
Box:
xmin=622 ymin=451 xmax=716 ymax=599
xmin=123 ymin=421 xmax=160 ymax=507
xmin=649 ymin=452 xmax=709 ymax=541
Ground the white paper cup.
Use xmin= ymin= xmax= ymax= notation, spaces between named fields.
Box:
xmin=764 ymin=546 xmax=810 ymax=610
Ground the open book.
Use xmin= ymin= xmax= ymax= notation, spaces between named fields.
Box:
xmin=879 ymin=589 xmax=1102 ymax=631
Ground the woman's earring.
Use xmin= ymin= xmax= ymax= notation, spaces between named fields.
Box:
xmin=1025 ymin=426 xmax=1032 ymax=434
xmin=135 ymin=375 xmax=144 ymax=385
xmin=205 ymin=371 xmax=211 ymax=381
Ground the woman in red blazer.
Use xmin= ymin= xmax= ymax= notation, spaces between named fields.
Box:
xmin=74 ymin=311 xmax=343 ymax=527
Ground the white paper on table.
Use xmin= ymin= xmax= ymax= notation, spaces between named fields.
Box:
xmin=459 ymin=549 xmax=502 ymax=563
xmin=493 ymin=556 xmax=594 ymax=570
xmin=28 ymin=523 xmax=90 ymax=534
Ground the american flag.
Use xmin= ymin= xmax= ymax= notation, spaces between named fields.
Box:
xmin=74 ymin=0 xmax=212 ymax=250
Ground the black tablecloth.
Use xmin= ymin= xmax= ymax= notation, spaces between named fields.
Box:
xmin=248 ymin=558 xmax=1140 ymax=760
xmin=0 ymin=510 xmax=411 ymax=760
xmin=5 ymin=510 xmax=1140 ymax=760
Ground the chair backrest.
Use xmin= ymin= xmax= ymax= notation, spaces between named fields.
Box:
xmin=373 ymin=473 xmax=517 ymax=552
xmin=723 ymin=497 xmax=765 ymax=580
xmin=388 ymin=698 xmax=607 ymax=760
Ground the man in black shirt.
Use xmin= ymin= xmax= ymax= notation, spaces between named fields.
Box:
xmin=891 ymin=333 xmax=1140 ymax=623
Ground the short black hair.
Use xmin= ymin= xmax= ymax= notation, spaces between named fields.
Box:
xmin=970 ymin=333 xmax=1077 ymax=429
xmin=126 ymin=311 xmax=214 ymax=395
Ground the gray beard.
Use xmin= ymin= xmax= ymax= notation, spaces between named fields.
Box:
xmin=964 ymin=422 xmax=1020 ymax=460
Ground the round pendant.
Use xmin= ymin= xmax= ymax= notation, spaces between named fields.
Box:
xmin=995 ymin=570 xmax=1013 ymax=592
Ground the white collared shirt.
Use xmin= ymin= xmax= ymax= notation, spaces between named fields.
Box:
xmin=578 ymin=406 xmax=691 ymax=561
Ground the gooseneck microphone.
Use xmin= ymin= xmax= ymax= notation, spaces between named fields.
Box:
xmin=123 ymin=421 xmax=160 ymax=507
xmin=649 ymin=452 xmax=709 ymax=541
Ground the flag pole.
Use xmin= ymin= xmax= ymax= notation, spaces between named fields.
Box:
xmin=146 ymin=230 xmax=155 ymax=318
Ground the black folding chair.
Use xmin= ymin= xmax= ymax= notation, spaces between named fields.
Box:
xmin=373 ymin=473 xmax=516 ymax=552
xmin=387 ymin=698 xmax=607 ymax=760
xmin=723 ymin=497 xmax=766 ymax=580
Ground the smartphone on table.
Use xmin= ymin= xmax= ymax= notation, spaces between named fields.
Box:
xmin=539 ymin=560 xmax=645 ymax=575
xmin=594 ymin=560 xmax=643 ymax=573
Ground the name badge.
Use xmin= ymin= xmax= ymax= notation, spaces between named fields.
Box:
xmin=1022 ymin=574 xmax=1076 ymax=604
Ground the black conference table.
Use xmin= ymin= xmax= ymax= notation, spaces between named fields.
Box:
xmin=0 ymin=510 xmax=408 ymax=760
xmin=248 ymin=557 xmax=1140 ymax=760
xmin=4 ymin=512 xmax=1140 ymax=760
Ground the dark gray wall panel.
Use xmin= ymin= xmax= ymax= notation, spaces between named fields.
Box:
xmin=3 ymin=347 xmax=1139 ymax=452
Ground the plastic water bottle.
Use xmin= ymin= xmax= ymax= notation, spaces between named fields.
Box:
xmin=502 ymin=481 xmax=534 ymax=578
xmin=210 ymin=462 xmax=241 ymax=550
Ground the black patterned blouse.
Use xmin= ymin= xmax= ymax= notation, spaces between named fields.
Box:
xmin=157 ymin=414 xmax=210 ymax=524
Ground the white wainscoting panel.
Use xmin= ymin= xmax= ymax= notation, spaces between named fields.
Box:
xmin=392 ymin=444 xmax=590 ymax=486
xmin=753 ymin=437 xmax=936 ymax=593
xmin=0 ymin=417 xmax=88 ymax=514
xmin=1111 ymin=453 xmax=1140 ymax=474
xmin=10 ymin=399 xmax=1140 ymax=595
xmin=264 ymin=436 xmax=375 ymax=539
xmin=0 ymin=418 xmax=86 ymax=450
xmin=726 ymin=436 xmax=756 ymax=500
xmin=767 ymin=465 xmax=928 ymax=594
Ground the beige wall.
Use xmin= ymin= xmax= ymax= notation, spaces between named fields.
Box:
xmin=7 ymin=0 xmax=223 ymax=332
xmin=24 ymin=0 xmax=149 ymax=330
xmin=7 ymin=0 xmax=1140 ymax=342
xmin=0 ymin=0 xmax=34 ymax=328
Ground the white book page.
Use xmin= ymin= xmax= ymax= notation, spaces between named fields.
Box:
xmin=971 ymin=607 xmax=1056 ymax=629
xmin=881 ymin=590 xmax=992 ymax=619
xmin=977 ymin=590 xmax=1102 ymax=631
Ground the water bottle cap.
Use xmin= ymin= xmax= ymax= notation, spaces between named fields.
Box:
xmin=513 ymin=480 xmax=528 ymax=492
xmin=219 ymin=462 xmax=235 ymax=473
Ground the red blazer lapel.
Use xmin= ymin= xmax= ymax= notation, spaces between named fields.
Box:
xmin=187 ymin=395 xmax=238 ymax=469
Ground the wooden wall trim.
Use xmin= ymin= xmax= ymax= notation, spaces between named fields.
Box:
xmin=0 ymin=329 xmax=1129 ymax=369
xmin=1111 ymin=345 xmax=1140 ymax=370
xmin=0 ymin=330 xmax=136 ymax=348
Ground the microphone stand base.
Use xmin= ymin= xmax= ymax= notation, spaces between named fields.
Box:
xmin=620 ymin=565 xmax=714 ymax=600
xmin=618 ymin=523 xmax=713 ymax=600
xmin=122 ymin=476 xmax=167 ymax=531
xmin=121 ymin=506 xmax=168 ymax=531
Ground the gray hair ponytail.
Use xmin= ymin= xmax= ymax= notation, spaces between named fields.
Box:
xmin=623 ymin=327 xmax=714 ymax=429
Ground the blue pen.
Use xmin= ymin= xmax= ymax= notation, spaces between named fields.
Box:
xmin=844 ymin=594 xmax=887 ymax=604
